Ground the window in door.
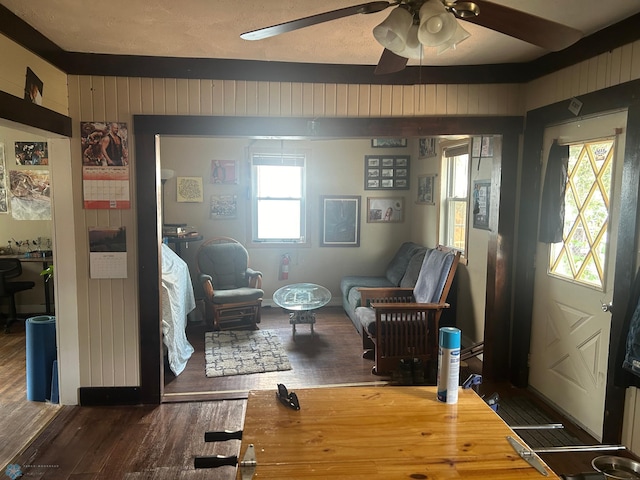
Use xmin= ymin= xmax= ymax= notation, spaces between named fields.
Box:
xmin=548 ymin=138 xmax=616 ymax=289
xmin=440 ymin=144 xmax=470 ymax=254
xmin=251 ymin=153 xmax=306 ymax=243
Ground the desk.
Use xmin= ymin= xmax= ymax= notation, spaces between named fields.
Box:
xmin=165 ymin=235 xmax=203 ymax=257
xmin=5 ymin=254 xmax=53 ymax=315
xmin=236 ymin=386 xmax=560 ymax=479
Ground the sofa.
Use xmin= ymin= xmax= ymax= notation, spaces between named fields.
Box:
xmin=341 ymin=242 xmax=428 ymax=335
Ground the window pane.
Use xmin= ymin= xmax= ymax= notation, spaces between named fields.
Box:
xmin=257 ymin=165 xmax=302 ymax=198
xmin=450 ymin=155 xmax=469 ymax=198
xmin=257 ymin=200 xmax=302 ymax=239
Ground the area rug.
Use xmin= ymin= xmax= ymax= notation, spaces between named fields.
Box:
xmin=204 ymin=330 xmax=292 ymax=378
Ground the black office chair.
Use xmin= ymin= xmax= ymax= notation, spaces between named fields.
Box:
xmin=0 ymin=258 xmax=36 ymax=333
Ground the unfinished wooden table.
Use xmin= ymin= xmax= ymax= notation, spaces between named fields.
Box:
xmin=236 ymin=385 xmax=560 ymax=479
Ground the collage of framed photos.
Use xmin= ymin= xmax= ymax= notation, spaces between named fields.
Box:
xmin=364 ymin=155 xmax=410 ymax=190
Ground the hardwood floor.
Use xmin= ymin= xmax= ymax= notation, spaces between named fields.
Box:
xmin=6 ymin=305 xmax=633 ymax=478
xmin=163 ymin=306 xmax=389 ymax=401
xmin=0 ymin=322 xmax=61 ymax=471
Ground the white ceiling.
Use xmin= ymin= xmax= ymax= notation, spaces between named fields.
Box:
xmin=2 ymin=0 xmax=640 ymax=67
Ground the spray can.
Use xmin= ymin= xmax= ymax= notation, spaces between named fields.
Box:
xmin=437 ymin=327 xmax=461 ymax=404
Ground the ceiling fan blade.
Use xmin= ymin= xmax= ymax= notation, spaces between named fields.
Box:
xmin=375 ymin=49 xmax=409 ymax=75
xmin=241 ymin=1 xmax=392 ymax=40
xmin=461 ymin=0 xmax=583 ymax=51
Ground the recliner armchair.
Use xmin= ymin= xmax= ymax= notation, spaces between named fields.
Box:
xmin=196 ymin=237 xmax=264 ymax=330
xmin=0 ymin=258 xmax=36 ymax=333
xmin=355 ymin=246 xmax=461 ymax=377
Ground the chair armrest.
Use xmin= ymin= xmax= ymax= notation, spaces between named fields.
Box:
xmin=199 ymin=273 xmax=214 ymax=300
xmin=246 ymin=268 xmax=263 ymax=289
xmin=370 ymin=302 xmax=450 ymax=311
xmin=359 ymin=287 xmax=414 ymax=307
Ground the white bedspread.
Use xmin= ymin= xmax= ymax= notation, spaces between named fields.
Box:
xmin=161 ymin=243 xmax=195 ymax=376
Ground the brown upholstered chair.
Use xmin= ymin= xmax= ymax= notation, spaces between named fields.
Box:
xmin=196 ymin=237 xmax=263 ymax=330
xmin=355 ymin=246 xmax=461 ymax=377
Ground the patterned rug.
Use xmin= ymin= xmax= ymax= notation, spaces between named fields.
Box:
xmin=204 ymin=330 xmax=292 ymax=378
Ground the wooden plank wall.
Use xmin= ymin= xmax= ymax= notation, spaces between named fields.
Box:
xmin=66 ymin=37 xmax=640 ymax=390
xmin=67 ymin=77 xmax=522 ymax=388
xmin=526 ymin=40 xmax=640 ymax=111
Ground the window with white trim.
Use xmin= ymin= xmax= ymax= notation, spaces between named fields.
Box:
xmin=440 ymin=144 xmax=470 ymax=254
xmin=251 ymin=153 xmax=306 ymax=243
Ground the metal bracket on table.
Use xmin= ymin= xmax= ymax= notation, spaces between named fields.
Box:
xmin=194 ymin=443 xmax=257 ymax=479
xmin=507 ymin=435 xmax=548 ymax=476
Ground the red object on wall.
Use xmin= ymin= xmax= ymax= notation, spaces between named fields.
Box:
xmin=280 ymin=254 xmax=290 ymax=280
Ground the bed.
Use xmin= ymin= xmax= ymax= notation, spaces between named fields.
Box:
xmin=161 ymin=243 xmax=195 ymax=376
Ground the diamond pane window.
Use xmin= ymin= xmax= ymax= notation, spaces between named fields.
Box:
xmin=549 ymin=138 xmax=615 ymax=289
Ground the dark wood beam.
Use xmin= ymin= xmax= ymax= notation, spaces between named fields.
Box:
xmin=0 ymin=91 xmax=72 ymax=137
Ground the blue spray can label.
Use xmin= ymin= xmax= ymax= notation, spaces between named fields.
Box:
xmin=437 ymin=327 xmax=461 ymax=404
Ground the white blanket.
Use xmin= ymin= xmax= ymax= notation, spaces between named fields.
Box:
xmin=161 ymin=244 xmax=195 ymax=376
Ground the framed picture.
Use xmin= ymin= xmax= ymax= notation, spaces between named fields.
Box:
xmin=473 ymin=180 xmax=491 ymax=230
xmin=210 ymin=194 xmax=237 ymax=218
xmin=211 ymin=160 xmax=238 ymax=184
xmin=371 ymin=138 xmax=407 ymax=148
xmin=24 ymin=67 xmax=43 ymax=105
xmin=176 ymin=176 xmax=203 ymax=203
xmin=419 ymin=137 xmax=437 ymax=159
xmin=472 ymin=136 xmax=494 ymax=157
xmin=416 ymin=174 xmax=436 ymax=205
xmin=320 ymin=195 xmax=361 ymax=247
xmin=364 ymin=155 xmax=410 ymax=190
xmin=15 ymin=141 xmax=48 ymax=165
xmin=367 ymin=197 xmax=404 ymax=223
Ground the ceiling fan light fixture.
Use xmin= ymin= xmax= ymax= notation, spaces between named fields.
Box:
xmin=437 ymin=22 xmax=470 ymax=55
xmin=373 ymin=7 xmax=414 ymax=53
xmin=447 ymin=1 xmax=479 ymax=18
xmin=417 ymin=0 xmax=457 ymax=47
xmin=395 ymin=24 xmax=424 ymax=59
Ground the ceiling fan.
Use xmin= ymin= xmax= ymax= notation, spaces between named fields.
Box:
xmin=240 ymin=0 xmax=583 ymax=75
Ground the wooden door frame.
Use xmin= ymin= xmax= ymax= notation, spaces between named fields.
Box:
xmin=134 ymin=115 xmax=523 ymax=404
xmin=512 ymin=79 xmax=640 ymax=443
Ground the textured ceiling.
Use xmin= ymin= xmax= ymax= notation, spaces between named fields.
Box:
xmin=2 ymin=0 xmax=640 ymax=67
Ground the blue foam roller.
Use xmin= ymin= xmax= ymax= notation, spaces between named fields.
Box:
xmin=26 ymin=316 xmax=57 ymax=402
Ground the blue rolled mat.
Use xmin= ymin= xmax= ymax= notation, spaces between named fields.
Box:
xmin=26 ymin=315 xmax=57 ymax=402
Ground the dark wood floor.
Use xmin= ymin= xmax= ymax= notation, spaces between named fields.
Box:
xmin=0 ymin=321 xmax=60 ymax=470
xmin=163 ymin=306 xmax=389 ymax=401
xmin=7 ymin=306 xmax=637 ymax=478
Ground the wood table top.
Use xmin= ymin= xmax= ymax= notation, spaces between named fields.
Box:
xmin=237 ymin=385 xmax=559 ymax=479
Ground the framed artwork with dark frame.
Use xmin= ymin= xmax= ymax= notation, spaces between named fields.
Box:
xmin=364 ymin=155 xmax=410 ymax=190
xmin=320 ymin=195 xmax=361 ymax=247
xmin=416 ymin=174 xmax=436 ymax=205
xmin=367 ymin=197 xmax=404 ymax=223
xmin=418 ymin=138 xmax=437 ymax=159
xmin=472 ymin=180 xmax=491 ymax=230
xmin=24 ymin=67 xmax=43 ymax=105
xmin=371 ymin=138 xmax=407 ymax=148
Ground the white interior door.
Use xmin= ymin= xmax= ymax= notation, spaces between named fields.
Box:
xmin=528 ymin=110 xmax=627 ymax=441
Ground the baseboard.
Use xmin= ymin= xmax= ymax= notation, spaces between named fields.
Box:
xmin=78 ymin=386 xmax=141 ymax=406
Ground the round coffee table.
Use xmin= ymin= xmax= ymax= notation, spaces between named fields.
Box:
xmin=273 ymin=283 xmax=331 ymax=336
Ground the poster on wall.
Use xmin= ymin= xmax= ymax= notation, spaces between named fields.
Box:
xmin=177 ymin=176 xmax=203 ymax=203
xmin=210 ymin=194 xmax=237 ymax=219
xmin=88 ymin=226 xmax=128 ymax=279
xmin=24 ymin=67 xmax=43 ymax=105
xmin=15 ymin=141 xmax=48 ymax=165
xmin=0 ymin=143 xmax=7 ymax=214
xmin=9 ymin=170 xmax=51 ymax=220
xmin=81 ymin=121 xmax=130 ymax=209
xmin=211 ymin=160 xmax=238 ymax=184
